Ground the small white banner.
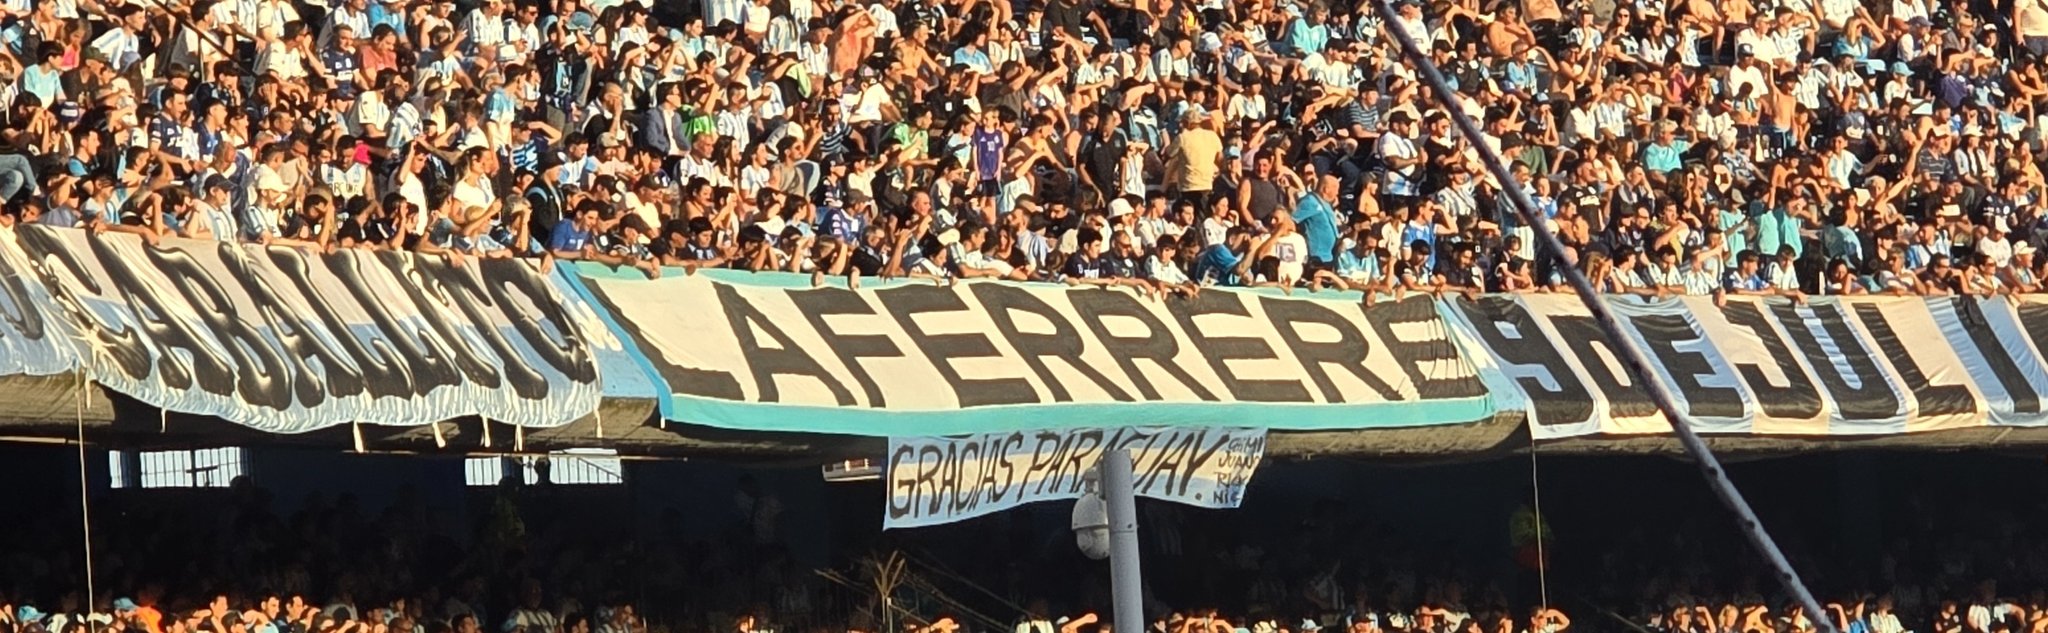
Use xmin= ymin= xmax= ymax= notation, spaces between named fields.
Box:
xmin=883 ymin=426 xmax=1266 ymax=529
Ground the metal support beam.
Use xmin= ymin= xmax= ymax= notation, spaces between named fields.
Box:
xmin=1103 ymin=449 xmax=1144 ymax=633
xmin=1364 ymin=2 xmax=1835 ymax=631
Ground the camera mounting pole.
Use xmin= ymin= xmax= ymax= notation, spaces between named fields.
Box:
xmin=1103 ymin=449 xmax=1144 ymax=633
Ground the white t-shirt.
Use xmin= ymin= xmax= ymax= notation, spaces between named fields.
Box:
xmin=1149 ymin=256 xmax=1190 ymax=284
xmin=452 ymin=177 xmax=497 ymax=215
xmin=257 ymin=41 xmax=307 ymax=79
xmin=399 ymin=176 xmax=428 ymax=233
xmin=1272 ymin=231 xmax=1307 ymax=283
xmin=1377 ymin=133 xmax=1421 ymax=196
xmin=1981 ymin=236 xmax=2014 ymax=267
xmin=1201 ymin=217 xmax=1232 ymax=247
xmin=1394 ymin=14 xmax=1433 ymax=50
xmin=958 ymin=249 xmax=1015 ymax=277
xmin=847 ymin=82 xmax=892 ymax=124
xmin=745 ymin=3 xmax=770 ymax=33
xmin=866 ymin=2 xmax=900 ymax=37
xmin=1728 ymin=63 xmax=1768 ymax=101
xmin=2021 ymin=0 xmax=2048 ymax=37
xmin=354 ymin=92 xmax=390 ymax=137
xmin=1891 ymin=0 xmax=1930 ymax=23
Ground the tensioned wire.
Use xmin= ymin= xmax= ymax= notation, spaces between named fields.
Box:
xmin=1360 ymin=4 xmax=1837 ymax=632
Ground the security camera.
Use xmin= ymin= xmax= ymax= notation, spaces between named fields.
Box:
xmin=1072 ymin=464 xmax=1109 ymax=560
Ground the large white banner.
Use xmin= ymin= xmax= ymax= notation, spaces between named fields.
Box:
xmin=884 ymin=426 xmax=1266 ymax=529
xmin=1444 ymin=294 xmax=2048 ymax=439
xmin=572 ymin=265 xmax=1495 ymax=436
xmin=0 ymin=226 xmax=604 ymax=433
xmin=0 ymin=231 xmax=84 ymax=376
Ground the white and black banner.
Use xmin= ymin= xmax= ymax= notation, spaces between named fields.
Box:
xmin=572 ymin=266 xmax=1495 ymax=436
xmin=1446 ymin=294 xmax=2048 ymax=439
xmin=0 ymin=226 xmax=604 ymax=433
xmin=0 ymin=232 xmax=83 ymax=377
xmin=569 ymin=264 xmax=1499 ymax=434
xmin=884 ymin=426 xmax=1267 ymax=529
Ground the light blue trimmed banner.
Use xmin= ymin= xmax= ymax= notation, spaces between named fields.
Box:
xmin=566 ymin=262 xmax=1502 ymax=437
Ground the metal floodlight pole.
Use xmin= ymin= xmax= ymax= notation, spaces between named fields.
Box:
xmin=1364 ymin=3 xmax=1837 ymax=632
xmin=1103 ymin=449 xmax=1145 ymax=633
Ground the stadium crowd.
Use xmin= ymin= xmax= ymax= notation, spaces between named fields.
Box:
xmin=0 ymin=468 xmax=2045 ymax=633
xmin=0 ymin=0 xmax=2043 ymax=298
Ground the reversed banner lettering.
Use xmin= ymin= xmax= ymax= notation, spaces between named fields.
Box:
xmin=1 ymin=226 xmax=604 ymax=432
xmin=884 ymin=426 xmax=1266 ymax=529
xmin=1443 ymin=294 xmax=2047 ymax=439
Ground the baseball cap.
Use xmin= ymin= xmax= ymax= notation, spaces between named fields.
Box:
xmin=114 ymin=599 xmax=140 ymax=612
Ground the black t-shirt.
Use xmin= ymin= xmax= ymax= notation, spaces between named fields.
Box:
xmin=897 ymin=0 xmax=942 ymax=31
xmin=1983 ymin=194 xmax=2020 ymax=228
xmin=1424 ymin=136 xmax=1459 ymax=193
xmin=1395 ymin=259 xmax=1428 ymax=284
xmin=1612 ymin=225 xmax=1648 ymax=252
xmin=851 ymin=243 xmax=890 ymax=276
xmin=1451 ymin=58 xmax=1488 ymax=90
xmin=875 ymin=165 xmax=911 ymax=213
xmin=1046 ymin=0 xmax=1090 ymax=38
xmin=1934 ymin=612 xmax=1963 ymax=633
xmin=678 ymin=239 xmax=721 ymax=261
xmin=526 ymin=185 xmax=566 ymax=245
xmin=1921 ymin=192 xmax=1965 ymax=222
xmin=1105 ymin=254 xmax=1141 ymax=278
xmin=1085 ymin=131 xmax=1126 ymax=192
xmin=338 ymin=215 xmax=398 ymax=245
xmin=1065 ymin=252 xmax=1106 ymax=279
xmin=1444 ymin=262 xmax=1482 ymax=288
xmin=1489 ymin=255 xmax=1528 ymax=291
xmin=281 ymin=212 xmax=322 ymax=240
xmin=927 ymin=88 xmax=971 ymax=122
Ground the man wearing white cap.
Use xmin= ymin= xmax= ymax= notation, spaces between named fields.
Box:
xmin=2006 ymin=242 xmax=2040 ymax=293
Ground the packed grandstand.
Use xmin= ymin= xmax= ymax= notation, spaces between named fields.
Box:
xmin=1 ymin=0 xmax=2047 ymax=631
xmin=5 ymin=0 xmax=2046 ymax=298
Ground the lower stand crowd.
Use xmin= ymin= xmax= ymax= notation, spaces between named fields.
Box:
xmin=0 ymin=474 xmax=2043 ymax=633
xmin=7 ymin=578 xmax=2047 ymax=633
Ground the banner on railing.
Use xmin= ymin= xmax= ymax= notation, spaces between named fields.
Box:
xmin=0 ymin=226 xmax=604 ymax=432
xmin=569 ymin=265 xmax=1497 ymax=436
xmin=0 ymin=232 xmax=83 ymax=377
xmin=883 ymin=426 xmax=1266 ymax=529
xmin=1444 ymin=294 xmax=2048 ymax=439
xmin=17 ymin=222 xmax=2048 ymax=445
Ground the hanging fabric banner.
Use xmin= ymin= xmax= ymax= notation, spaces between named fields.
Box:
xmin=570 ymin=265 xmax=1497 ymax=436
xmin=883 ymin=426 xmax=1267 ymax=529
xmin=1443 ymin=294 xmax=2043 ymax=439
xmin=0 ymin=226 xmax=604 ymax=432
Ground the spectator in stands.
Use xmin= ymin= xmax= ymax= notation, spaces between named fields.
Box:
xmin=0 ymin=0 xmax=2043 ymax=306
